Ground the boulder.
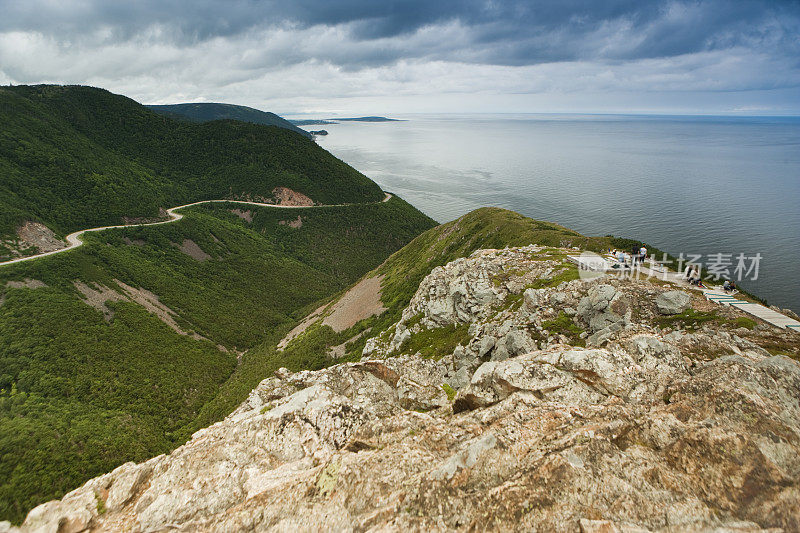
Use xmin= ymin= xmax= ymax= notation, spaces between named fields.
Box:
xmin=396 ymin=376 xmax=448 ymax=411
xmin=491 ymin=329 xmax=535 ymax=361
xmin=476 ymin=336 xmax=495 ymax=358
xmin=105 ymin=461 xmax=154 ymax=512
xmin=453 ymin=352 xmax=606 ymax=412
xmin=655 ymin=290 xmax=691 ymax=315
xmin=577 ymin=284 xmax=629 ymax=338
xmin=523 ymin=288 xmax=540 ymax=310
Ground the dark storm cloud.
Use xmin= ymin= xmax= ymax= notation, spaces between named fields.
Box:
xmin=1 ymin=0 xmax=798 ymax=113
xmin=1 ymin=0 xmax=797 ymax=67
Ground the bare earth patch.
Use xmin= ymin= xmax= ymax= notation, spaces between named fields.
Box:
xmin=74 ymin=281 xmax=126 ymax=321
xmin=73 ymin=279 xmax=209 ymax=342
xmin=123 ymin=237 xmax=146 ymax=246
xmin=115 ymin=279 xmax=204 ymax=339
xmin=272 ymin=187 xmax=314 ymax=206
xmin=6 ymin=278 xmax=47 ymax=290
xmin=277 ymin=302 xmax=328 ymax=350
xmin=176 ymin=239 xmax=211 ymax=261
xmin=277 ymin=277 xmax=386 ymax=350
xmin=230 ymin=209 xmax=253 ymax=223
xmin=323 ymin=275 xmax=386 ymax=332
xmin=327 ymin=329 xmax=370 ymax=359
xmin=278 ymin=215 xmax=303 ymax=228
xmin=16 ymin=221 xmax=65 ymax=254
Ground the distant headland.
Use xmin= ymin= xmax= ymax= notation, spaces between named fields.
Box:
xmin=290 ymin=116 xmax=402 ymax=126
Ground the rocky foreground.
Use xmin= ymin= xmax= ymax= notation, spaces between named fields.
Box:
xmin=10 ymin=246 xmax=800 ymax=532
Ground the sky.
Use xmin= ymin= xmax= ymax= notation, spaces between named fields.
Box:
xmin=0 ymin=0 xmax=798 ymax=115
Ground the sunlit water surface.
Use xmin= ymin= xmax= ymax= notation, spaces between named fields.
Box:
xmin=303 ymin=114 xmax=800 ymax=311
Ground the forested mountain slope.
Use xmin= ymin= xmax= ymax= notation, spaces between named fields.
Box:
xmin=0 ymin=84 xmax=437 ymax=522
xmin=0 ymin=196 xmax=434 ymax=523
xmin=0 ymin=85 xmax=383 ymax=259
xmin=147 ymin=102 xmax=312 ymax=138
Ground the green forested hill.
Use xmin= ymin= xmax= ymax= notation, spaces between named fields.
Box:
xmin=0 ymin=196 xmax=435 ymax=523
xmin=0 ymin=85 xmax=383 ymax=258
xmin=147 ymin=102 xmax=312 ymax=138
xmin=0 ymin=83 xmax=438 ymax=523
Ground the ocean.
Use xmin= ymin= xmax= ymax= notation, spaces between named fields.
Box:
xmin=300 ymin=114 xmax=800 ymax=311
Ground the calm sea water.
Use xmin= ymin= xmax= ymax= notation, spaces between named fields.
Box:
xmin=302 ymin=114 xmax=800 ymax=311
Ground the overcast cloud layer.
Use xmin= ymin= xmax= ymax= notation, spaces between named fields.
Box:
xmin=0 ymin=0 xmax=798 ymax=114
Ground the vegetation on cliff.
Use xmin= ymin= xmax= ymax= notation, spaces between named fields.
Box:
xmin=264 ymin=208 xmax=620 ymax=366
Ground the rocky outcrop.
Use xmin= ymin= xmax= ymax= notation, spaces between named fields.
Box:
xmin=16 ymin=221 xmax=65 ymax=254
xmin=15 ymin=348 xmax=799 ymax=532
xmin=12 ymin=245 xmax=800 ymax=532
xmin=365 ymin=246 xmax=579 ymax=360
xmin=575 ymin=284 xmax=632 ymax=346
xmin=1 ymin=221 xmax=65 ymax=259
xmin=272 ymin=186 xmax=314 ymax=206
xmin=655 ymin=290 xmax=691 ymax=315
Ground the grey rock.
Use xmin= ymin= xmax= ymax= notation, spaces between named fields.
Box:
xmin=396 ymin=376 xmax=448 ymax=411
xmin=105 ymin=461 xmax=154 ymax=512
xmin=523 ymin=288 xmax=540 ymax=311
xmin=432 ymin=433 xmax=498 ymax=480
xmin=504 ymin=329 xmax=534 ymax=357
xmin=655 ymin=290 xmax=691 ymax=315
xmin=476 ymin=336 xmax=495 ymax=358
xmin=588 ymin=284 xmax=617 ymax=310
xmin=577 ymin=284 xmax=628 ymax=335
xmin=550 ymin=291 xmax=567 ymax=305
xmin=447 ymin=365 xmax=472 ymax=389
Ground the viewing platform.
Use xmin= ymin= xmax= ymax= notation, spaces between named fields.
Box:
xmin=567 ymin=253 xmax=800 ymax=333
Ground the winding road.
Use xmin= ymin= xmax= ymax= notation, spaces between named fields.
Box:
xmin=0 ymin=192 xmax=392 ymax=268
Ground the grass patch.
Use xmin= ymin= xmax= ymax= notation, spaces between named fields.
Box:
xmin=405 ymin=312 xmax=424 ymax=329
xmin=442 ymin=383 xmax=456 ymax=402
xmin=525 ymin=264 xmax=580 ymax=290
xmin=656 ymin=309 xmax=719 ymax=329
xmin=756 ymin=338 xmax=800 ymax=361
xmin=502 ymin=292 xmax=525 ymax=311
xmin=95 ymin=492 xmax=106 ymax=516
xmin=724 ymin=317 xmax=757 ymax=330
xmin=542 ymin=311 xmax=586 ymax=346
xmin=488 ymin=292 xmax=525 ymax=321
xmin=491 ymin=267 xmax=527 ymax=287
xmin=398 ymin=323 xmax=472 ymax=360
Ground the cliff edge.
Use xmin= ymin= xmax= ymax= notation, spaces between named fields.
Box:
xmin=10 ymin=245 xmax=799 ymax=532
